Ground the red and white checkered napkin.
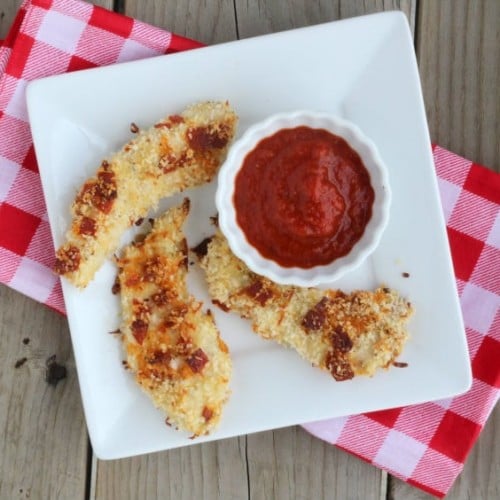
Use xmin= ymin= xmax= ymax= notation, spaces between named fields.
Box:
xmin=305 ymin=147 xmax=500 ymax=497
xmin=0 ymin=0 xmax=202 ymax=311
xmin=0 ymin=1 xmax=498 ymax=496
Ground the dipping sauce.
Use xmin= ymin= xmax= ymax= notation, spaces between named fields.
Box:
xmin=233 ymin=126 xmax=374 ymax=268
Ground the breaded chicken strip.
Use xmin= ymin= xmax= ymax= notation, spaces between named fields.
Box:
xmin=196 ymin=231 xmax=413 ymax=381
xmin=55 ymin=101 xmax=238 ymax=287
xmin=117 ymin=200 xmax=231 ymax=436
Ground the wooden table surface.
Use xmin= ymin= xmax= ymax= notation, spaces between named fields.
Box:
xmin=1 ymin=1 xmax=498 ymax=499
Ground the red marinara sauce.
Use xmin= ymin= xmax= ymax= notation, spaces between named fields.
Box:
xmin=233 ymin=126 xmax=374 ymax=268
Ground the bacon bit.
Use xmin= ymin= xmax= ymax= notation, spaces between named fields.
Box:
xmin=134 ymin=233 xmax=147 ymax=245
xmin=95 ymin=197 xmax=115 ymax=214
xmin=202 ymin=406 xmax=214 ymax=422
xmin=168 ymin=114 xmax=184 ymax=124
xmin=15 ymin=357 xmax=27 ymax=368
xmin=108 ymin=328 xmax=121 ymax=335
xmin=165 ymin=418 xmax=172 ymax=427
xmin=210 ymin=214 xmax=219 ymax=227
xmin=301 ymin=297 xmax=328 ymax=331
xmin=80 ymin=170 xmax=117 ymax=214
xmin=154 ymin=121 xmax=175 ymax=129
xmin=192 ymin=237 xmax=213 ymax=258
xmin=98 ymin=170 xmax=114 ymax=184
xmin=134 ymin=217 xmax=144 ymax=226
xmin=331 ymin=327 xmax=353 ymax=353
xmin=325 ymin=351 xmax=354 ymax=381
xmin=393 ymin=361 xmax=408 ymax=368
xmin=402 ymin=272 xmax=410 ymax=278
xmin=75 ymin=182 xmax=94 ymax=207
xmin=78 ymin=216 xmax=96 ymax=236
xmin=131 ymin=319 xmax=148 ymax=344
xmin=181 ymin=197 xmax=191 ymax=213
xmin=181 ymin=238 xmax=189 ymax=269
xmin=160 ymin=151 xmax=190 ymax=173
xmin=242 ymin=280 xmax=273 ymax=306
xmin=54 ymin=245 xmax=81 ymax=274
xmin=187 ymin=125 xmax=230 ymax=151
xmin=148 ymin=350 xmax=171 ymax=364
xmin=382 ymin=287 xmax=390 ymax=293
xmin=212 ymin=299 xmax=230 ymax=312
xmin=130 ymin=122 xmax=139 ymax=133
xmin=186 ymin=348 xmax=209 ymax=373
xmin=148 ymin=218 xmax=155 ymax=227
xmin=122 ymin=360 xmax=129 ymax=370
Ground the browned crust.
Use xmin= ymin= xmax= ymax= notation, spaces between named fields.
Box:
xmin=198 ymin=231 xmax=413 ymax=381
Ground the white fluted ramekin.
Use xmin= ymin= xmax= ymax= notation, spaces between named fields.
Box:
xmin=216 ymin=111 xmax=391 ymax=286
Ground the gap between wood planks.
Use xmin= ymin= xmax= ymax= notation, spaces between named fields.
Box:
xmin=113 ymin=0 xmax=125 ymax=13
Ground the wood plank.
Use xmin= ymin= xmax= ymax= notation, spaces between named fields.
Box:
xmin=390 ymin=404 xmax=500 ymax=499
xmin=0 ymin=286 xmax=89 ymax=499
xmin=246 ymin=427 xmax=385 ymax=500
xmin=0 ymin=0 xmax=22 ymax=39
xmin=339 ymin=0 xmax=416 ymax=34
xmin=416 ymin=0 xmax=500 ymax=171
xmin=123 ymin=0 xmax=237 ymax=44
xmin=94 ymin=438 xmax=248 ymax=500
xmin=447 ymin=404 xmax=500 ymax=499
xmin=234 ymin=0 xmax=416 ymax=39
xmin=392 ymin=2 xmax=500 ymax=496
xmin=0 ymin=3 xmax=115 ymax=500
xmin=0 ymin=0 xmax=114 ymax=39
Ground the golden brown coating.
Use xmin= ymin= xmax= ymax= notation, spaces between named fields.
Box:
xmin=196 ymin=231 xmax=413 ymax=381
xmin=117 ymin=201 xmax=231 ymax=436
xmin=55 ymin=101 xmax=238 ymax=287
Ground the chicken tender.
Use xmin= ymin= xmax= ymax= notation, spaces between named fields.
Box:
xmin=117 ymin=201 xmax=231 ymax=436
xmin=55 ymin=101 xmax=238 ymax=287
xmin=196 ymin=231 xmax=413 ymax=381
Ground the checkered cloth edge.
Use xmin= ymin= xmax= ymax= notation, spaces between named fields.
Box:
xmin=0 ymin=0 xmax=202 ymax=312
xmin=0 ymin=1 xmax=498 ymax=497
xmin=305 ymin=148 xmax=500 ymax=497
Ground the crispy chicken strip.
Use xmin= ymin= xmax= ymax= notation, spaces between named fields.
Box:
xmin=117 ymin=201 xmax=231 ymax=436
xmin=195 ymin=231 xmax=413 ymax=381
xmin=55 ymin=101 xmax=238 ymax=287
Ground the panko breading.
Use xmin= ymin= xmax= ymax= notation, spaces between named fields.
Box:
xmin=55 ymin=101 xmax=238 ymax=287
xmin=196 ymin=231 xmax=413 ymax=381
xmin=117 ymin=200 xmax=231 ymax=436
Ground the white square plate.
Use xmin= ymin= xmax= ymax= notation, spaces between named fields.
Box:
xmin=27 ymin=12 xmax=471 ymax=459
